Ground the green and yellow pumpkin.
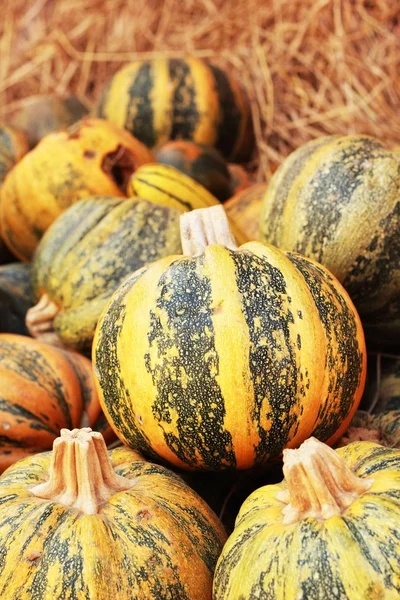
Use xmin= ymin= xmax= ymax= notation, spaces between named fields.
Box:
xmin=155 ymin=140 xmax=233 ymax=201
xmin=0 ymin=118 xmax=155 ymax=261
xmin=0 ymin=263 xmax=33 ymax=335
xmin=9 ymin=95 xmax=89 ymax=148
xmin=338 ymin=410 xmax=400 ymax=449
xmin=96 ymin=57 xmax=254 ymax=161
xmin=260 ymin=135 xmax=400 ymax=344
xmin=0 ymin=427 xmax=226 ymax=599
xmin=213 ymin=436 xmax=400 ymax=599
xmin=0 ymin=334 xmax=107 ymax=472
xmin=27 ymin=196 xmax=183 ymax=353
xmin=93 ymin=205 xmax=366 ymax=471
xmin=225 ymin=182 xmax=267 ymax=240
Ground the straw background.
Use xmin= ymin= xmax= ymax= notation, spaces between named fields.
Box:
xmin=0 ymin=0 xmax=399 ymax=179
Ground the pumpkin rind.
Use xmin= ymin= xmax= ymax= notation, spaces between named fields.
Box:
xmin=0 ymin=432 xmax=226 ymax=599
xmin=29 ymin=196 xmax=183 ymax=352
xmin=259 ymin=135 xmax=400 ymax=343
xmin=213 ymin=440 xmax=400 ymax=599
xmin=225 ymin=182 xmax=267 ymax=240
xmin=0 ymin=263 xmax=33 ymax=335
xmin=0 ymin=334 xmax=101 ymax=472
xmin=96 ymin=57 xmax=254 ymax=161
xmin=0 ymin=118 xmax=155 ymax=261
xmin=155 ymin=140 xmax=233 ymax=201
xmin=93 ymin=209 xmax=366 ymax=471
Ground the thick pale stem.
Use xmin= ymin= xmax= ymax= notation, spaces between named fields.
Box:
xmin=279 ymin=437 xmax=373 ymax=525
xmin=180 ymin=205 xmax=238 ymax=256
xmin=26 ymin=294 xmax=66 ymax=348
xmin=31 ymin=428 xmax=134 ymax=515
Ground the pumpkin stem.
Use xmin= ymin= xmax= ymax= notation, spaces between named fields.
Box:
xmin=31 ymin=428 xmax=133 ymax=514
xmin=26 ymin=294 xmax=66 ymax=349
xmin=279 ymin=437 xmax=373 ymax=524
xmin=180 ymin=205 xmax=238 ymax=256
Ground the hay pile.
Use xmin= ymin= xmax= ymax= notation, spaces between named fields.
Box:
xmin=0 ymin=0 xmax=399 ymax=178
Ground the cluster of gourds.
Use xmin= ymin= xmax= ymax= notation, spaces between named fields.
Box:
xmin=0 ymin=56 xmax=399 ymax=599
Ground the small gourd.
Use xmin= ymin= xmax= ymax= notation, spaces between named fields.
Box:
xmin=0 ymin=263 xmax=33 ymax=335
xmin=93 ymin=205 xmax=366 ymax=471
xmin=213 ymin=437 xmax=400 ymax=599
xmin=0 ymin=428 xmax=226 ymax=599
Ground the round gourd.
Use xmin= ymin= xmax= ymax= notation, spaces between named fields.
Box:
xmin=0 ymin=334 xmax=105 ymax=472
xmin=96 ymin=57 xmax=254 ymax=161
xmin=0 ymin=263 xmax=33 ymax=335
xmin=213 ymin=436 xmax=400 ymax=599
xmin=93 ymin=205 xmax=366 ymax=471
xmin=259 ymin=135 xmax=400 ymax=343
xmin=0 ymin=118 xmax=155 ymax=261
xmin=338 ymin=410 xmax=400 ymax=449
xmin=155 ymin=140 xmax=233 ymax=201
xmin=225 ymin=182 xmax=267 ymax=240
xmin=0 ymin=427 xmax=226 ymax=599
xmin=26 ymin=196 xmax=183 ymax=353
xmin=9 ymin=94 xmax=89 ymax=148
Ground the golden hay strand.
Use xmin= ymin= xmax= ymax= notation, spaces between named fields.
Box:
xmin=0 ymin=0 xmax=399 ymax=179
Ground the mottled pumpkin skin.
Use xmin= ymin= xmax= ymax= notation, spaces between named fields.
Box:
xmin=93 ymin=242 xmax=366 ymax=471
xmin=0 ymin=447 xmax=226 ymax=599
xmin=0 ymin=263 xmax=33 ymax=335
xmin=32 ymin=196 xmax=182 ymax=352
xmin=155 ymin=140 xmax=233 ymax=201
xmin=9 ymin=95 xmax=88 ymax=148
xmin=0 ymin=118 xmax=155 ymax=261
xmin=260 ymin=135 xmax=400 ymax=344
xmin=213 ymin=441 xmax=400 ymax=599
xmin=96 ymin=57 xmax=254 ymax=161
xmin=225 ymin=183 xmax=267 ymax=241
xmin=0 ymin=334 xmax=102 ymax=472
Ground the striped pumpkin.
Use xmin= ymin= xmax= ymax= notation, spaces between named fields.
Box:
xmin=0 ymin=118 xmax=155 ymax=262
xmin=225 ymin=182 xmax=267 ymax=240
xmin=27 ymin=196 xmax=183 ymax=353
xmin=93 ymin=205 xmax=366 ymax=471
xmin=213 ymin=437 xmax=400 ymax=599
xmin=0 ymin=334 xmax=105 ymax=472
xmin=0 ymin=428 xmax=226 ymax=599
xmin=338 ymin=410 xmax=400 ymax=449
xmin=260 ymin=135 xmax=400 ymax=344
xmin=96 ymin=58 xmax=254 ymax=161
xmin=155 ymin=140 xmax=233 ymax=201
xmin=9 ymin=94 xmax=88 ymax=148
xmin=0 ymin=263 xmax=33 ymax=335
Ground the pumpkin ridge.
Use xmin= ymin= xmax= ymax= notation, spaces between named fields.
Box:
xmin=133 ymin=176 xmax=192 ymax=211
xmin=168 ymin=58 xmax=200 ymax=143
xmin=0 ymin=398 xmax=59 ymax=437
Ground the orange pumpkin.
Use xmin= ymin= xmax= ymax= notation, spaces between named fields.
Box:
xmin=0 ymin=118 xmax=155 ymax=261
xmin=0 ymin=333 xmax=113 ymax=472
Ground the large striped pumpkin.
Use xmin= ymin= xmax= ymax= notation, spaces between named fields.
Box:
xmin=213 ymin=437 xmax=400 ymax=599
xmin=0 ymin=118 xmax=154 ymax=261
xmin=0 ymin=428 xmax=226 ymax=599
xmin=93 ymin=205 xmax=366 ymax=471
xmin=259 ymin=135 xmax=400 ymax=344
xmin=96 ymin=58 xmax=254 ymax=161
xmin=0 ymin=334 xmax=105 ymax=472
xmin=0 ymin=263 xmax=33 ymax=335
xmin=27 ymin=196 xmax=183 ymax=353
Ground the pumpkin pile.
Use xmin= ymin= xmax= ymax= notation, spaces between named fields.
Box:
xmin=0 ymin=53 xmax=399 ymax=600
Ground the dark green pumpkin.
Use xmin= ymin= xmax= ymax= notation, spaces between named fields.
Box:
xmin=260 ymin=135 xmax=400 ymax=345
xmin=96 ymin=58 xmax=254 ymax=161
xmin=29 ymin=196 xmax=182 ymax=352
xmin=0 ymin=263 xmax=33 ymax=335
xmin=155 ymin=140 xmax=233 ymax=201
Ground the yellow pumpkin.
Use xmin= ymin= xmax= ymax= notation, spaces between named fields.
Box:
xmin=225 ymin=182 xmax=267 ymax=240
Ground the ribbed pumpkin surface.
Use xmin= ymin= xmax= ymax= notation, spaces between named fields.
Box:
xmin=0 ymin=443 xmax=226 ymax=599
xmin=31 ymin=196 xmax=183 ymax=352
xmin=96 ymin=57 xmax=254 ymax=160
xmin=260 ymin=135 xmax=400 ymax=343
xmin=0 ymin=118 xmax=155 ymax=261
xmin=0 ymin=334 xmax=101 ymax=472
xmin=213 ymin=440 xmax=400 ymax=599
xmin=0 ymin=263 xmax=33 ymax=335
xmin=94 ymin=238 xmax=366 ymax=470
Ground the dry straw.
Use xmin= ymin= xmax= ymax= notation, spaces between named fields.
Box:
xmin=0 ymin=0 xmax=399 ymax=179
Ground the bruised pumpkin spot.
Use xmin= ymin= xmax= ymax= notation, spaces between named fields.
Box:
xmin=102 ymin=145 xmax=139 ymax=193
